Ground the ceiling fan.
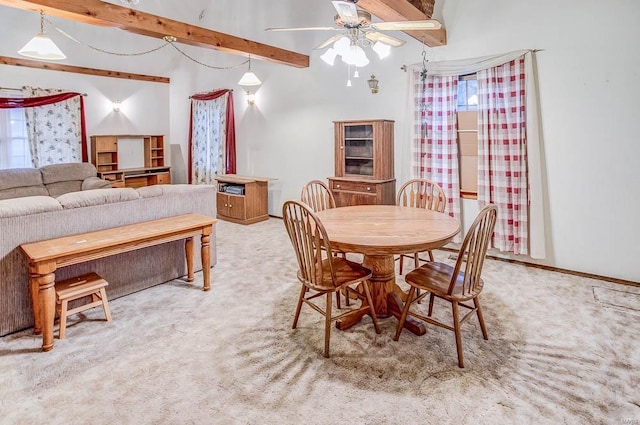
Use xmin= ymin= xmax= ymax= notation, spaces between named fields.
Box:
xmin=266 ymin=0 xmax=441 ymax=67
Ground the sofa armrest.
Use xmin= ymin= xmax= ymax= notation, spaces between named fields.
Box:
xmin=82 ymin=177 xmax=112 ymax=190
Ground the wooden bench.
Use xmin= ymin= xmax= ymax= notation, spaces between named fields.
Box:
xmin=20 ymin=213 xmax=217 ymax=352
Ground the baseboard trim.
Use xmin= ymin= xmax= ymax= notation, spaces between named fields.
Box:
xmin=267 ymin=215 xmax=638 ymax=288
xmin=437 ymin=247 xmax=639 ymax=288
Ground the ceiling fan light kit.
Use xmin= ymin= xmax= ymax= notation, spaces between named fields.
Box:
xmin=266 ymin=0 xmax=442 ymax=85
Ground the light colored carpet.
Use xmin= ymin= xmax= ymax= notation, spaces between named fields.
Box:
xmin=1 ymin=218 xmax=639 ymax=424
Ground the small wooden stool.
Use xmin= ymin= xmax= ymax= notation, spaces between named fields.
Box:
xmin=55 ymin=272 xmax=112 ymax=339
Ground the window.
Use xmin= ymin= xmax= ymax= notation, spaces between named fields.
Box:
xmin=456 ymin=74 xmax=478 ymax=199
xmin=0 ymin=108 xmax=32 ymax=169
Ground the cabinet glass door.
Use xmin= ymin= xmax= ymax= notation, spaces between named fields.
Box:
xmin=344 ymin=124 xmax=374 ymax=176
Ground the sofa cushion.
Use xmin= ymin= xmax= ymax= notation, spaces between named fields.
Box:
xmin=0 ymin=196 xmax=62 ymax=218
xmin=46 ymin=181 xmax=83 ymax=198
xmin=136 ymin=185 xmax=165 ymax=198
xmin=40 ymin=163 xmax=98 ymax=184
xmin=0 ymin=168 xmax=43 ymax=190
xmin=0 ymin=185 xmax=49 ymax=201
xmin=0 ymin=168 xmax=49 ymax=200
xmin=137 ymin=184 xmax=216 ymax=198
xmin=57 ymin=188 xmax=140 ymax=209
xmin=82 ymin=177 xmax=112 ymax=191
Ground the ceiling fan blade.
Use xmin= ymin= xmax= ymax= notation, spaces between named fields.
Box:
xmin=365 ymin=32 xmax=406 ymax=47
xmin=371 ymin=19 xmax=442 ymax=31
xmin=266 ymin=26 xmax=341 ymax=32
xmin=314 ymin=34 xmax=345 ymax=50
xmin=331 ymin=1 xmax=360 ymax=26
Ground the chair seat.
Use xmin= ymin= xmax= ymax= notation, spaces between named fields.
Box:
xmin=298 ymin=257 xmax=371 ymax=292
xmin=405 ymin=262 xmax=484 ymax=302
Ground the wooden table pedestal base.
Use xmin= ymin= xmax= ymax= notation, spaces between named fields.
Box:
xmin=335 ymin=254 xmax=426 ymax=335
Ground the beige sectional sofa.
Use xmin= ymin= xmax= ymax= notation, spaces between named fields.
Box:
xmin=0 ymin=163 xmax=217 ymax=336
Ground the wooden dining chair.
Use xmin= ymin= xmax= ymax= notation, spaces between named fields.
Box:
xmin=301 ymin=179 xmax=349 ymax=307
xmin=300 ymin=179 xmax=336 ymax=212
xmin=282 ymin=200 xmax=381 ymax=358
xmin=396 ymin=178 xmax=447 ymax=274
xmin=393 ymin=204 xmax=497 ymax=368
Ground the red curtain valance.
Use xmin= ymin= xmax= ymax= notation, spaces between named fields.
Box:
xmin=0 ymin=92 xmax=88 ymax=162
xmin=188 ymin=89 xmax=237 ymax=182
xmin=0 ymin=92 xmax=82 ymax=109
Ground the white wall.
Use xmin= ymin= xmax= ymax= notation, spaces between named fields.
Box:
xmin=432 ymin=0 xmax=640 ymax=282
xmin=0 ymin=0 xmax=638 ymax=282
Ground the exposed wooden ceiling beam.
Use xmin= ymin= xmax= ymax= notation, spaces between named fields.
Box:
xmin=0 ymin=0 xmax=309 ymax=68
xmin=0 ymin=55 xmax=170 ymax=83
xmin=357 ymin=0 xmax=446 ymax=47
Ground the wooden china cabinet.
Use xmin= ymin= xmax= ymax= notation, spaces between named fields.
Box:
xmin=328 ymin=119 xmax=395 ymax=206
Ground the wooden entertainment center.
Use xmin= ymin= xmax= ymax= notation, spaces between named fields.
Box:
xmin=90 ymin=134 xmax=171 ymax=188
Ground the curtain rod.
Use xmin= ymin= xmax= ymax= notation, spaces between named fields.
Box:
xmin=400 ymin=48 xmax=544 ymax=72
xmin=0 ymin=87 xmax=88 ymax=96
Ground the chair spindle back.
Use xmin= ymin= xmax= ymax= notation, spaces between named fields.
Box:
xmin=448 ymin=204 xmax=497 ymax=297
xmin=301 ymin=180 xmax=336 ymax=212
xmin=282 ymin=200 xmax=336 ymax=291
xmin=397 ymin=179 xmax=446 ymax=213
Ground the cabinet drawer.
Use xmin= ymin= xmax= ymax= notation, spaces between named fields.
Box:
xmin=331 ymin=180 xmax=377 ymax=194
xmin=125 ymin=176 xmax=148 ymax=188
xmin=154 ymin=173 xmax=171 ymax=185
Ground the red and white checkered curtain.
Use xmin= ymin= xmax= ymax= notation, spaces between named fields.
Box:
xmin=412 ymin=71 xmax=461 ymax=228
xmin=477 ymin=57 xmax=529 ymax=254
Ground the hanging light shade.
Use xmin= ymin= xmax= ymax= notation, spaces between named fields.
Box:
xmin=333 ymin=36 xmax=351 ymax=57
xmin=372 ymin=41 xmax=392 ymax=60
xmin=238 ymin=71 xmax=262 ymax=86
xmin=341 ymin=45 xmax=369 ymax=68
xmin=18 ymin=12 xmax=66 ymax=61
xmin=238 ymin=56 xmax=262 ymax=87
xmin=320 ymin=48 xmax=337 ymax=66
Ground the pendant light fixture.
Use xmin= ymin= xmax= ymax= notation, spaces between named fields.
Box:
xmin=237 ymin=55 xmax=262 ymax=87
xmin=18 ymin=11 xmax=66 ymax=61
xmin=238 ymin=55 xmax=262 ymax=105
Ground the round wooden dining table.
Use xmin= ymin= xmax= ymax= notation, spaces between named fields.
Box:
xmin=315 ymin=204 xmax=460 ymax=335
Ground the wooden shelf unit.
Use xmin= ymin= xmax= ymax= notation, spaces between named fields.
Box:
xmin=215 ymin=175 xmax=269 ymax=225
xmin=90 ymin=135 xmax=171 ymax=188
xmin=330 ymin=120 xmax=395 ymax=206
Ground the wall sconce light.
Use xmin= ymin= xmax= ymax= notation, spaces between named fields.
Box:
xmin=245 ymin=92 xmax=256 ymax=106
xmin=367 ymin=75 xmax=379 ymax=94
xmin=112 ymin=100 xmax=121 ymax=112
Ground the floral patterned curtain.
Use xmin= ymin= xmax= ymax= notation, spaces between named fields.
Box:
xmin=412 ymin=71 xmax=462 ymax=241
xmin=22 ymin=86 xmax=86 ymax=167
xmin=188 ymin=89 xmax=236 ymax=184
xmin=477 ymin=57 xmax=529 ymax=254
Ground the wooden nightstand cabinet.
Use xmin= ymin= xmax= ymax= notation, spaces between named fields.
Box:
xmin=215 ymin=175 xmax=269 ymax=225
xmin=331 ymin=119 xmax=395 ymax=206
